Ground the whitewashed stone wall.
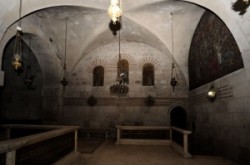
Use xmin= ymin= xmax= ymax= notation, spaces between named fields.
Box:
xmin=67 ymin=42 xmax=188 ymax=98
xmin=42 ymin=42 xmax=189 ymax=130
xmin=189 ymin=69 xmax=250 ymax=164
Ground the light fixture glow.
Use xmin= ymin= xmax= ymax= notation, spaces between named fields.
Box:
xmin=207 ymin=85 xmax=217 ymax=102
xmin=243 ymin=0 xmax=249 ymax=4
xmin=108 ymin=0 xmax=122 ymax=24
xmin=12 ymin=53 xmax=22 ymax=70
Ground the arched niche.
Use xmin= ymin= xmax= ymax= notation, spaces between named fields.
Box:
xmin=0 ymin=33 xmax=43 ymax=124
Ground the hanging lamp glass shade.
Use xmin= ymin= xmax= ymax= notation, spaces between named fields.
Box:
xmin=108 ymin=0 xmax=122 ymax=24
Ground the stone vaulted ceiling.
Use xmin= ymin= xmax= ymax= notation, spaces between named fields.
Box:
xmin=0 ymin=0 xmax=249 ymax=87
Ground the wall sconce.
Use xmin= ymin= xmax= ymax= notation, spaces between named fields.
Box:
xmin=207 ymin=84 xmax=217 ymax=102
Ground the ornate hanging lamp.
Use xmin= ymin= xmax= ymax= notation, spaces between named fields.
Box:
xmin=60 ymin=18 xmax=69 ymax=90
xmin=108 ymin=0 xmax=122 ymax=24
xmin=110 ymin=29 xmax=129 ymax=97
xmin=12 ymin=0 xmax=23 ymax=71
xmin=170 ymin=12 xmax=178 ymax=92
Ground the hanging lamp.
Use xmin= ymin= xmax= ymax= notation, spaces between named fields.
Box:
xmin=170 ymin=12 xmax=178 ymax=92
xmin=60 ymin=18 xmax=69 ymax=90
xmin=108 ymin=0 xmax=122 ymax=24
xmin=12 ymin=0 xmax=23 ymax=71
xmin=110 ymin=28 xmax=129 ymax=97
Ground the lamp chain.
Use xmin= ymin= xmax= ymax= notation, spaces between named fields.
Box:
xmin=28 ymin=36 xmax=31 ymax=65
xmin=64 ymin=18 xmax=68 ymax=67
xmin=170 ymin=11 xmax=178 ymax=91
xmin=60 ymin=18 xmax=69 ymax=90
xmin=118 ymin=29 xmax=121 ymax=75
xmin=18 ymin=0 xmax=22 ymax=27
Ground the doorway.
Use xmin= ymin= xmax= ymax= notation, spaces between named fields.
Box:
xmin=170 ymin=106 xmax=187 ymax=145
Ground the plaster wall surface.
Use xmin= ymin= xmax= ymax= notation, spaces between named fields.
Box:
xmin=42 ymin=42 xmax=189 ymax=130
xmin=190 ymin=69 xmax=250 ymax=165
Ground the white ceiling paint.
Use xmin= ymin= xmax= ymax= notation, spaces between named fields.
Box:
xmin=0 ymin=0 xmax=249 ymax=86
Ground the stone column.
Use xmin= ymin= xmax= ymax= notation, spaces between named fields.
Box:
xmin=6 ymin=150 xmax=16 ymax=165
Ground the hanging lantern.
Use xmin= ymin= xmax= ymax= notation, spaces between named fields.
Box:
xmin=110 ymin=29 xmax=129 ymax=97
xmin=170 ymin=12 xmax=178 ymax=92
xmin=12 ymin=29 xmax=23 ymax=70
xmin=12 ymin=0 xmax=23 ymax=71
xmin=60 ymin=18 xmax=69 ymax=90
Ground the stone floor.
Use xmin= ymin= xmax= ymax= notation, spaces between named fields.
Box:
xmin=79 ymin=141 xmax=241 ymax=165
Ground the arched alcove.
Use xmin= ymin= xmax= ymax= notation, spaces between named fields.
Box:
xmin=188 ymin=10 xmax=243 ymax=90
xmin=170 ymin=106 xmax=187 ymax=145
xmin=170 ymin=106 xmax=187 ymax=128
xmin=0 ymin=33 xmax=43 ymax=124
xmin=142 ymin=63 xmax=154 ymax=86
xmin=93 ymin=66 xmax=104 ymax=86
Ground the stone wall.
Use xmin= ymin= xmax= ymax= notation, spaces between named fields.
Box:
xmin=0 ymin=35 xmax=43 ymax=123
xmin=42 ymin=42 xmax=189 ymax=132
xmin=189 ymin=69 xmax=250 ymax=165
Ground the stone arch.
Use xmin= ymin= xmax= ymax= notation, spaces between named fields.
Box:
xmin=1 ymin=0 xmax=248 ymax=86
xmin=181 ymin=0 xmax=250 ymax=79
xmin=168 ymin=102 xmax=189 ymax=116
xmin=0 ymin=32 xmax=43 ymax=123
xmin=168 ymin=102 xmax=189 ymax=125
xmin=86 ymin=59 xmax=109 ymax=73
xmin=142 ymin=63 xmax=155 ymax=86
xmin=170 ymin=106 xmax=187 ymax=128
xmin=170 ymin=105 xmax=187 ymax=145
xmin=118 ymin=59 xmax=129 ymax=83
xmin=139 ymin=56 xmax=160 ymax=71
xmin=0 ymin=20 xmax=61 ymax=88
xmin=168 ymin=102 xmax=189 ymax=145
xmin=93 ymin=66 xmax=104 ymax=86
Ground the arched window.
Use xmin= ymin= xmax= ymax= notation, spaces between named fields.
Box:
xmin=93 ymin=66 xmax=104 ymax=86
xmin=118 ymin=59 xmax=129 ymax=83
xmin=142 ymin=63 xmax=154 ymax=86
